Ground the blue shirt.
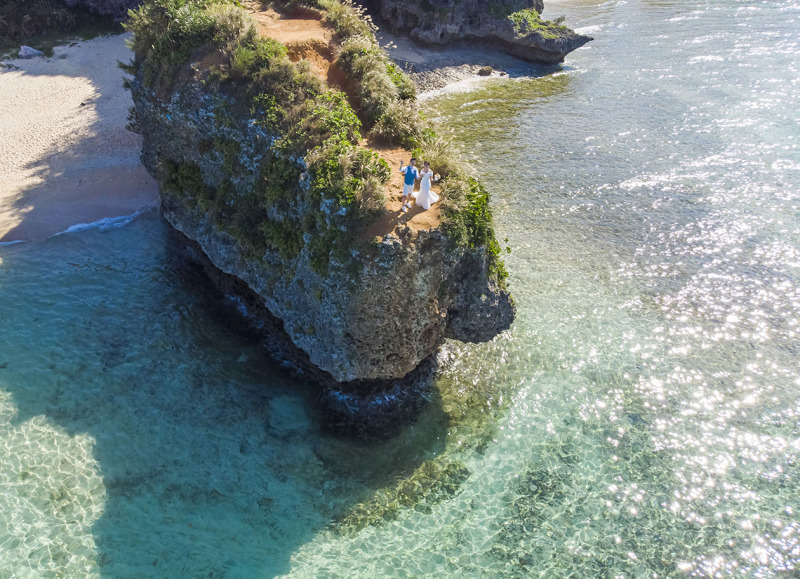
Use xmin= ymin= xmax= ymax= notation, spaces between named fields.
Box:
xmin=401 ymin=166 xmax=419 ymax=185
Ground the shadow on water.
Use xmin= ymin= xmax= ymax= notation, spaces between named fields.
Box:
xmin=0 ymin=214 xmax=448 ymax=576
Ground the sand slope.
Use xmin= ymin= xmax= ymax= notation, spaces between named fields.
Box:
xmin=0 ymin=33 xmax=158 ymax=243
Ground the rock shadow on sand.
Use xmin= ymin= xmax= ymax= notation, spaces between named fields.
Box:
xmin=0 ymin=33 xmax=158 ymax=244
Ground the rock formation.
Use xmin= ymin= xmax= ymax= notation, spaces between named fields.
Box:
xmin=365 ymin=0 xmax=591 ymax=64
xmin=126 ymin=0 xmax=515 ymax=432
xmin=67 ymin=0 xmax=589 ymax=64
xmin=133 ymin=79 xmax=514 ymax=383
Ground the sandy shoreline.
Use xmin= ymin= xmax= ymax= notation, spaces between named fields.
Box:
xmin=0 ymin=33 xmax=158 ymax=243
xmin=0 ymin=28 xmax=541 ymax=244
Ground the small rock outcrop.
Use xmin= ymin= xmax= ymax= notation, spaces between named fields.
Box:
xmin=18 ymin=46 xmax=45 ymax=58
xmin=366 ymin=0 xmax=591 ymax=64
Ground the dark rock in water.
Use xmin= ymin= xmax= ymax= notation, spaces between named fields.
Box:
xmin=477 ymin=66 xmax=493 ymax=76
xmin=445 ymin=251 xmax=516 ymax=343
xmin=319 ymin=357 xmax=438 ymax=438
xmin=62 ymin=0 xmax=139 ymax=19
xmin=366 ymin=0 xmax=591 ymax=64
xmin=168 ymin=227 xmax=438 ymax=438
xmin=19 ymin=46 xmax=45 ymax=58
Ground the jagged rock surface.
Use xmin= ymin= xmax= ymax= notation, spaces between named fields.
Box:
xmin=366 ymin=0 xmax=591 ymax=64
xmin=131 ymin=75 xmax=514 ymax=384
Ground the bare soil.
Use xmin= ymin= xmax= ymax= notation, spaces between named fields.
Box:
xmin=359 ymin=140 xmax=442 ymax=243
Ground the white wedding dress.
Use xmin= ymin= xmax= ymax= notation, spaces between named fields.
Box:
xmin=413 ymin=169 xmax=439 ymax=210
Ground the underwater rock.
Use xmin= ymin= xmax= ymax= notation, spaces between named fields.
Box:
xmin=334 ymin=458 xmax=471 ymax=535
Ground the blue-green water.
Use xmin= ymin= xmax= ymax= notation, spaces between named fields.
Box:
xmin=2 ymin=0 xmax=799 ymax=576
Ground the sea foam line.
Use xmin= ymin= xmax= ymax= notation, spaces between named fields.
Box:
xmin=51 ymin=208 xmax=153 ymax=238
xmin=0 ymin=239 xmax=26 ymax=247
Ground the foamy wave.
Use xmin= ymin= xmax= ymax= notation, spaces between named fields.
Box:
xmin=0 ymin=239 xmax=26 ymax=247
xmin=52 ymin=208 xmax=151 ymax=238
xmin=418 ymin=76 xmax=499 ymax=101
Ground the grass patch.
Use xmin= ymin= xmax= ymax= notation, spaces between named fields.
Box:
xmin=507 ymin=8 xmax=570 ymax=39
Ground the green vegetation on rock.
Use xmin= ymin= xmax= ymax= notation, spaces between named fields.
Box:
xmin=320 ymin=5 xmax=416 ymax=128
xmin=507 ymin=8 xmax=570 ymax=39
xmin=126 ymin=0 xmax=508 ymax=284
xmin=441 ymin=178 xmax=509 ymax=285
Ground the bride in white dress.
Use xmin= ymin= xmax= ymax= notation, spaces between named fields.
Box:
xmin=413 ymin=162 xmax=439 ymax=210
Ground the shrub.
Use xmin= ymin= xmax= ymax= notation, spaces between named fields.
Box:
xmin=386 ymin=62 xmax=416 ymax=100
xmin=358 ymin=68 xmax=399 ymax=124
xmin=313 ymin=0 xmax=376 ymax=38
xmin=260 ymin=218 xmax=304 ymax=259
xmin=507 ymin=8 xmax=570 ymax=39
xmin=161 ymin=160 xmax=216 ymax=210
xmin=368 ymin=100 xmax=425 ymax=148
xmin=342 ymin=148 xmax=390 ymax=220
xmin=208 ymin=2 xmax=256 ymax=50
xmin=307 ymin=140 xmax=386 ymax=211
xmin=228 ymin=44 xmax=257 ymax=80
xmin=126 ymin=0 xmax=221 ymax=88
xmin=440 ymin=178 xmax=508 ymax=286
xmin=279 ymin=90 xmax=362 ymax=154
xmin=335 ymin=34 xmax=416 ymax=128
xmin=256 ymin=152 xmax=304 ymax=205
xmin=336 ymin=34 xmax=379 ymax=67
xmin=412 ymin=132 xmax=465 ymax=181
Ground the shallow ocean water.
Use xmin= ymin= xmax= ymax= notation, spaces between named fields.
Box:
xmin=2 ymin=0 xmax=800 ymax=576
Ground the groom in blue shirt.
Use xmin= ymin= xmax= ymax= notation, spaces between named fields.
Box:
xmin=399 ymin=158 xmax=419 ymax=213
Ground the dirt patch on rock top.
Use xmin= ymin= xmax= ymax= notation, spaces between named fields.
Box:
xmin=359 ymin=140 xmax=442 ymax=243
xmin=244 ymin=3 xmax=337 ymax=78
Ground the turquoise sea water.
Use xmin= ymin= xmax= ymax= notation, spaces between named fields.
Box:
xmin=2 ymin=0 xmax=800 ymax=576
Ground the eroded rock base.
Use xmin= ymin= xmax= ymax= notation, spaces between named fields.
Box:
xmin=167 ymin=223 xmax=437 ymax=438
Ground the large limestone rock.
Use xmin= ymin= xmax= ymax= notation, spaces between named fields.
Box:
xmin=366 ymin=0 xmax=591 ymax=64
xmin=131 ymin=77 xmax=514 ymax=385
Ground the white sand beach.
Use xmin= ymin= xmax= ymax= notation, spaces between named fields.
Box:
xmin=0 ymin=34 xmax=158 ymax=243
